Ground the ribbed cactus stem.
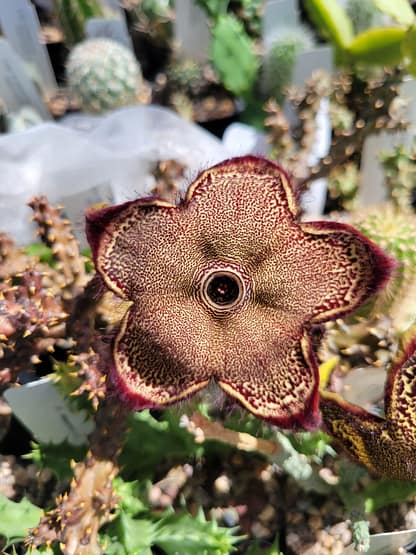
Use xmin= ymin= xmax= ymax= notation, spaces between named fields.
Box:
xmin=66 ymin=38 xmax=142 ymax=114
xmin=262 ymin=26 xmax=314 ymax=102
xmin=28 ymin=196 xmax=87 ymax=300
xmin=354 ymin=204 xmax=416 ymax=332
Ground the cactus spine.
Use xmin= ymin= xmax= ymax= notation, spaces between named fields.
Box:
xmin=354 ymin=204 xmax=416 ymax=332
xmin=262 ymin=26 xmax=314 ymax=103
xmin=66 ymin=38 xmax=142 ymax=114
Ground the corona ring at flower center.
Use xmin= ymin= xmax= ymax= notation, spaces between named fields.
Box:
xmin=199 ymin=267 xmax=248 ymax=313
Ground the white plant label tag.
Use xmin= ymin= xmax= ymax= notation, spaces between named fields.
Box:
xmin=0 ymin=39 xmax=50 ymax=118
xmin=343 ymin=528 xmax=416 ymax=554
xmin=293 ymin=48 xmax=333 ymax=217
xmin=291 ymin=46 xmax=333 ymax=88
xmin=86 ymin=17 xmax=133 ymax=51
xmin=262 ymin=0 xmax=300 ymax=50
xmin=174 ymin=0 xmax=210 ymax=62
xmin=359 ymin=77 xmax=416 ymax=206
xmin=0 ymin=0 xmax=57 ymax=98
xmin=4 ymin=378 xmax=94 ymax=446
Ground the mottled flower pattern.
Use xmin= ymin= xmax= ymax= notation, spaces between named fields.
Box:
xmin=86 ymin=156 xmax=393 ymax=429
xmin=321 ymin=341 xmax=416 ymax=480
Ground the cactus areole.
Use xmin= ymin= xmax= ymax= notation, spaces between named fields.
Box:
xmin=86 ymin=156 xmax=393 ymax=429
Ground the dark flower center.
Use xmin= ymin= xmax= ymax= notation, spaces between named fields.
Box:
xmin=200 ymin=268 xmax=247 ymax=313
xmin=206 ymin=273 xmax=240 ymax=306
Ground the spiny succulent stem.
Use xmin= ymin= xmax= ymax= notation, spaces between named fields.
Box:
xmin=66 ymin=275 xmax=106 ymax=354
xmin=27 ymin=398 xmax=129 ymax=554
xmin=28 ymin=196 xmax=88 ymax=302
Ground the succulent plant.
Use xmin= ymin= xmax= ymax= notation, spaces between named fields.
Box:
xmin=0 ymin=269 xmax=67 ymax=387
xmin=209 ymin=14 xmax=259 ymax=98
xmin=353 ymin=204 xmax=416 ymax=332
xmin=28 ymin=196 xmax=87 ymax=301
xmin=327 ymin=162 xmax=360 ymax=210
xmin=54 ymin=0 xmax=104 ymax=45
xmin=165 ymin=57 xmax=204 ymax=95
xmin=380 ymin=143 xmax=416 ymax=211
xmin=346 ymin=0 xmax=382 ymax=34
xmin=305 ymin=0 xmax=416 ymax=72
xmin=150 ymin=159 xmax=186 ymax=204
xmin=265 ymin=70 xmax=332 ymax=181
xmin=28 ymin=401 xmax=125 ymax=555
xmin=262 ymin=26 xmax=315 ymax=103
xmin=265 ymin=66 xmax=408 ymax=188
xmin=66 ymin=38 xmax=143 ymax=114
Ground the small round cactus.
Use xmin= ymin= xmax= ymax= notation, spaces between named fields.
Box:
xmin=66 ymin=38 xmax=142 ymax=114
xmin=353 ymin=204 xmax=416 ymax=331
xmin=262 ymin=26 xmax=314 ymax=103
xmin=166 ymin=58 xmax=203 ymax=93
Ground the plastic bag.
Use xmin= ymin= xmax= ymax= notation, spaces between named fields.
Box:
xmin=0 ymin=105 xmax=227 ymax=243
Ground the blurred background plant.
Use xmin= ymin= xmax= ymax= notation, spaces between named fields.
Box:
xmin=261 ymin=24 xmax=315 ymax=104
xmin=54 ymin=0 xmax=105 ymax=45
xmin=66 ymin=37 xmax=143 ymax=113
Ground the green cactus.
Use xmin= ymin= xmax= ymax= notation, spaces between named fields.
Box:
xmin=66 ymin=38 xmax=142 ymax=114
xmin=327 ymin=162 xmax=359 ymax=210
xmin=305 ymin=0 xmax=416 ymax=72
xmin=165 ymin=58 xmax=204 ymax=93
xmin=348 ymin=27 xmax=406 ymax=66
xmin=380 ymin=144 xmax=416 ymax=211
xmin=346 ymin=0 xmax=382 ymax=34
xmin=304 ymin=0 xmax=354 ymax=52
xmin=54 ymin=0 xmax=104 ymax=45
xmin=262 ymin=26 xmax=315 ymax=103
xmin=353 ymin=204 xmax=416 ymax=331
xmin=210 ymin=14 xmax=259 ymax=98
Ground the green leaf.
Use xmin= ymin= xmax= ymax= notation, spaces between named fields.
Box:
xmin=0 ymin=495 xmax=42 ymax=544
xmin=104 ymin=506 xmax=242 ymax=555
xmin=23 ymin=548 xmax=55 ymax=555
xmin=348 ymin=27 xmax=406 ymax=65
xmin=373 ymin=0 xmax=414 ymax=27
xmin=116 ymin=512 xmax=156 ymax=554
xmin=26 ymin=440 xmax=87 ymax=480
xmin=153 ymin=508 xmax=242 ymax=555
xmin=195 ymin=0 xmax=228 ymax=18
xmin=80 ymin=246 xmax=94 ymax=273
xmin=98 ymin=534 xmax=127 ymax=555
xmin=244 ymin=538 xmax=283 ymax=554
xmin=362 ymin=478 xmax=416 ymax=512
xmin=402 ymin=25 xmax=416 ymax=76
xmin=304 ymin=0 xmax=354 ymax=50
xmin=24 ymin=243 xmax=55 ymax=265
xmin=120 ymin=410 xmax=202 ymax=480
xmin=290 ymin=430 xmax=335 ymax=462
xmin=112 ymin=477 xmax=148 ymax=516
xmin=210 ymin=14 xmax=259 ymax=97
xmin=224 ymin=410 xmax=273 ymax=439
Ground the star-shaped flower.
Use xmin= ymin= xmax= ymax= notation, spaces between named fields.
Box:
xmin=86 ymin=156 xmax=393 ymax=429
